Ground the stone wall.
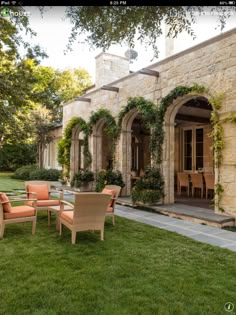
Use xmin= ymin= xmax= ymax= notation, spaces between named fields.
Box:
xmin=59 ymin=28 xmax=236 ymax=214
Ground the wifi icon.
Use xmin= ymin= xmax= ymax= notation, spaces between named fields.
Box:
xmin=11 ymin=0 xmax=16 ymax=4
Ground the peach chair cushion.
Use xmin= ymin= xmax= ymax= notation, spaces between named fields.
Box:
xmin=4 ymin=206 xmax=35 ymax=219
xmin=27 ymin=199 xmax=60 ymax=207
xmin=60 ymin=211 xmax=74 ymax=225
xmin=102 ymin=189 xmax=115 ymax=207
xmin=0 ymin=192 xmax=12 ymax=212
xmin=27 ymin=184 xmax=49 ymax=200
xmin=106 ymin=206 xmax=113 ymax=213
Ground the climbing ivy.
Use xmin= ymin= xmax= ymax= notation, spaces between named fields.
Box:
xmin=118 ymin=97 xmax=158 ymax=162
xmin=88 ymin=108 xmax=119 ymax=139
xmin=154 ymin=84 xmax=208 ymax=164
xmin=57 ymin=117 xmax=91 ymax=177
xmin=88 ymin=108 xmax=119 ymax=167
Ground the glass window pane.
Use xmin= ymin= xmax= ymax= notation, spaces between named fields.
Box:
xmin=184 ymin=130 xmax=192 ymax=170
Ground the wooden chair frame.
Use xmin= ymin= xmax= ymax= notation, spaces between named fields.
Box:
xmin=0 ymin=198 xmax=37 ymax=239
xmin=177 ymin=173 xmax=190 ymax=196
xmin=190 ymin=173 xmax=204 ymax=198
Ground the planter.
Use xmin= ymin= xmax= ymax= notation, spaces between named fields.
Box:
xmin=79 ymin=182 xmax=93 ymax=192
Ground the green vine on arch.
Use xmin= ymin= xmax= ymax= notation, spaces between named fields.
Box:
xmin=154 ymin=84 xmax=208 ymax=164
xmin=118 ymin=97 xmax=158 ymax=161
xmin=88 ymin=108 xmax=119 ymax=168
xmin=88 ymin=108 xmax=119 ymax=139
xmin=57 ymin=117 xmax=91 ymax=177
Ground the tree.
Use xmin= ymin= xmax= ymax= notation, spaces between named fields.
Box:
xmin=65 ymin=6 xmax=235 ymax=58
xmin=28 ymin=105 xmax=55 ymax=169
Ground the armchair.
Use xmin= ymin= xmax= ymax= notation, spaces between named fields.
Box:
xmin=0 ymin=192 xmax=37 ymax=239
xmin=25 ymin=181 xmax=63 ymax=223
xmin=59 ymin=193 xmax=111 ymax=244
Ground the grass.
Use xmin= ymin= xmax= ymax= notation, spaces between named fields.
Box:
xmin=1 ymin=173 xmax=236 ymax=314
xmin=0 ymin=172 xmax=24 ymax=192
xmin=1 ymin=214 xmax=236 ymax=315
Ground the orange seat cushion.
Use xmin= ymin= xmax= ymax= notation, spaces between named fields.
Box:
xmin=102 ymin=189 xmax=115 ymax=206
xmin=0 ymin=192 xmax=12 ymax=212
xmin=4 ymin=206 xmax=35 ymax=219
xmin=27 ymin=199 xmax=60 ymax=207
xmin=27 ymin=184 xmax=49 ymax=200
xmin=60 ymin=211 xmax=73 ymax=225
xmin=106 ymin=206 xmax=113 ymax=213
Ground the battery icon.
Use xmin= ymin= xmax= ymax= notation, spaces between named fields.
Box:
xmin=228 ymin=1 xmax=235 ymax=3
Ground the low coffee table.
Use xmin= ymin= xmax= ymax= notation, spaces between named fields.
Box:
xmin=48 ymin=204 xmax=74 ymax=231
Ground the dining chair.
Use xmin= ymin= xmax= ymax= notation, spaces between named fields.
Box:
xmin=0 ymin=192 xmax=37 ymax=239
xmin=190 ymin=173 xmax=204 ymax=198
xmin=59 ymin=192 xmax=111 ymax=244
xmin=204 ymin=173 xmax=215 ymax=199
xmin=177 ymin=172 xmax=190 ymax=196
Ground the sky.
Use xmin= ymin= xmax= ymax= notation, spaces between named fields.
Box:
xmin=24 ymin=6 xmax=236 ymax=83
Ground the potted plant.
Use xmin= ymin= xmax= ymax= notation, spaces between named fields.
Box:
xmin=95 ymin=169 xmax=125 ymax=192
xmin=131 ymin=166 xmax=164 ymax=205
xmin=70 ymin=169 xmax=94 ymax=191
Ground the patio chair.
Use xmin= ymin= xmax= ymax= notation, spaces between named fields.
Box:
xmin=204 ymin=173 xmax=215 ymax=199
xmin=59 ymin=193 xmax=111 ymax=244
xmin=190 ymin=173 xmax=204 ymax=198
xmin=102 ymin=185 xmax=122 ymax=225
xmin=177 ymin=172 xmax=190 ymax=196
xmin=25 ymin=181 xmax=63 ymax=221
xmin=0 ymin=192 xmax=37 ymax=239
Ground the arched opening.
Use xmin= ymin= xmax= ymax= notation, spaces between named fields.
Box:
xmin=163 ymin=95 xmax=214 ymax=208
xmin=120 ymin=110 xmax=151 ymax=196
xmin=70 ymin=126 xmax=85 ymax=178
xmin=131 ymin=115 xmax=150 ymax=174
xmin=91 ymin=118 xmax=114 ymax=172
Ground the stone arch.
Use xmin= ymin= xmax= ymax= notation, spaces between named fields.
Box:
xmin=163 ymin=93 xmax=214 ymax=204
xmin=70 ymin=124 xmax=85 ymax=179
xmin=120 ymin=108 xmax=153 ymax=196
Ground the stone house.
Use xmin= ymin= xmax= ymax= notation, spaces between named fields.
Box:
xmin=44 ymin=28 xmax=236 ymax=216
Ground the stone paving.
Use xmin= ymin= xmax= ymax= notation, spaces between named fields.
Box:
xmin=115 ymin=204 xmax=236 ymax=252
xmin=59 ymin=192 xmax=236 ymax=252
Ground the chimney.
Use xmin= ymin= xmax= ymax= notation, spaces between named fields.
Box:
xmin=95 ymin=52 xmax=130 ymax=88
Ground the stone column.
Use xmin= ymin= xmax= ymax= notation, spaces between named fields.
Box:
xmin=120 ymin=129 xmax=132 ymax=196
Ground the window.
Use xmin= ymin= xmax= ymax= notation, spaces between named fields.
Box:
xmin=131 ymin=136 xmax=139 ymax=170
xmin=183 ymin=128 xmax=204 ymax=171
xmin=184 ymin=129 xmax=192 ymax=170
xmin=195 ymin=128 xmax=204 ymax=170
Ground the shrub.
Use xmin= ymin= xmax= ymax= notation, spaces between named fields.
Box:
xmin=0 ymin=144 xmax=36 ymax=171
xmin=12 ymin=165 xmax=38 ymax=180
xmin=131 ymin=166 xmax=164 ymax=204
xmin=95 ymin=169 xmax=125 ymax=192
xmin=29 ymin=169 xmax=61 ymax=181
xmin=71 ymin=170 xmax=94 ymax=188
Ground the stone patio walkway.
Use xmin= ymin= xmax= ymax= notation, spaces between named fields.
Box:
xmin=115 ymin=204 xmax=236 ymax=252
xmin=60 ymin=191 xmax=236 ymax=252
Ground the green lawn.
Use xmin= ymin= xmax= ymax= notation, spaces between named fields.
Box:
xmin=0 ymin=172 xmax=24 ymax=191
xmin=1 ymin=174 xmax=236 ymax=314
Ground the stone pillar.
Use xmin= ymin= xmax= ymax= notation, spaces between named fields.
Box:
xmin=120 ymin=129 xmax=132 ymax=196
xmin=162 ymin=122 xmax=175 ymax=204
xmin=219 ymin=121 xmax=236 ymax=215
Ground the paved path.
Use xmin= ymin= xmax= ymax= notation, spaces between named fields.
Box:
xmin=60 ymin=192 xmax=236 ymax=252
xmin=116 ymin=204 xmax=236 ymax=252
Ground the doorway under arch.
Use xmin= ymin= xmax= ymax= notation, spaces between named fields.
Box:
xmin=163 ymin=95 xmax=214 ymax=207
xmin=120 ymin=109 xmax=151 ymax=196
